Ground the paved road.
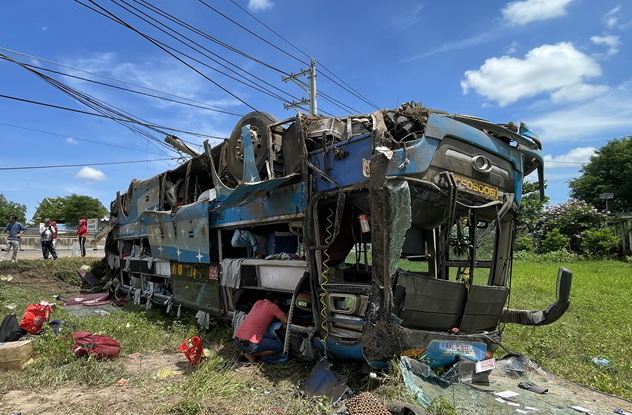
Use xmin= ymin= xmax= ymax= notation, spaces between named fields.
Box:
xmin=1 ymin=246 xmax=105 ymax=260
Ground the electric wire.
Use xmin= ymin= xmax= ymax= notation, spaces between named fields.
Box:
xmin=0 ymin=158 xmax=178 ymax=171
xmin=109 ymin=0 xmax=303 ymax=104
xmin=197 ymin=0 xmax=307 ymax=67
xmin=137 ymin=0 xmax=291 ymax=75
xmin=0 ymin=93 xmax=221 ymax=142
xmin=1 ymin=52 xmax=226 ymax=144
xmin=195 ymin=0 xmax=363 ymax=114
xmin=0 ymin=46 xmax=241 ymax=116
xmin=225 ymin=0 xmax=380 ymax=110
xmin=73 ymin=0 xmax=258 ymax=112
xmin=0 ymin=122 xmax=168 ymax=156
xmin=1 ymin=52 xmax=175 ymax=154
xmin=121 ymin=0 xmax=318 ymax=115
xmin=5 ymin=58 xmax=243 ymax=117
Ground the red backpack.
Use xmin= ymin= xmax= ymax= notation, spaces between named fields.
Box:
xmin=19 ymin=303 xmax=53 ymax=334
xmin=72 ymin=331 xmax=121 ymax=359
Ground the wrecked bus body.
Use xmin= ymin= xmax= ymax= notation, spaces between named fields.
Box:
xmin=103 ymin=102 xmax=572 ymax=367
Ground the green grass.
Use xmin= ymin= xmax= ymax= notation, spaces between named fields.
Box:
xmin=503 ymin=260 xmax=632 ymax=401
xmin=0 ymin=259 xmax=416 ymax=415
xmin=2 ymin=258 xmax=630 ymax=413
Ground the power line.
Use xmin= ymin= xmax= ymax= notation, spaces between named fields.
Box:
xmin=0 ymin=93 xmax=224 ymax=140
xmin=74 ymin=0 xmax=259 ymax=112
xmin=0 ymin=122 xmax=168 ymax=156
xmin=109 ymin=0 xmax=302 ymax=104
xmin=0 ymin=158 xmax=178 ymax=171
xmin=194 ymin=0 xmax=364 ymax=114
xmin=225 ymin=0 xmax=380 ymax=110
xmin=0 ymin=46 xmax=242 ymax=116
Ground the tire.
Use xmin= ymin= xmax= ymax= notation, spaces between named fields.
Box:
xmin=226 ymin=111 xmax=278 ymax=181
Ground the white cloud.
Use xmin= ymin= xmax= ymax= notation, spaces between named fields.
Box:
xmin=505 ymin=41 xmax=519 ymax=55
xmin=604 ymin=6 xmax=621 ymax=29
xmin=544 ymin=147 xmax=595 ymax=168
xmin=591 ymin=34 xmax=621 ymax=58
xmin=66 ymin=137 xmax=78 ymax=144
xmin=550 ymin=83 xmax=609 ymax=103
xmin=76 ymin=166 xmax=107 ymax=181
xmin=502 ymin=0 xmax=575 ymax=26
xmin=461 ymin=42 xmax=602 ymax=106
xmin=403 ymin=29 xmax=500 ymax=61
xmin=248 ymin=0 xmax=273 ymax=12
xmin=526 ymin=79 xmax=632 ymax=142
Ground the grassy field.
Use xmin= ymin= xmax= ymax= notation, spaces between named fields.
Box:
xmin=503 ymin=260 xmax=632 ymax=401
xmin=0 ymin=258 xmax=630 ymax=414
xmin=0 ymin=259 xmax=409 ymax=415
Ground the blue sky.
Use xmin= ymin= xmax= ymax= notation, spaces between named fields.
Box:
xmin=1 ymin=0 xmax=631 ymax=221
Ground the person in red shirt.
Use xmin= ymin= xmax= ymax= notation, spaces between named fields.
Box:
xmin=50 ymin=220 xmax=58 ymax=248
xmin=77 ymin=218 xmax=88 ymax=257
xmin=234 ymin=292 xmax=288 ymax=364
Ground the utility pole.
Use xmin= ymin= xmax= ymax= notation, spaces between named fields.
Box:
xmin=282 ymin=58 xmax=317 ymax=115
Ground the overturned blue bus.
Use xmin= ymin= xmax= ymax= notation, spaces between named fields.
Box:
xmin=102 ymin=102 xmax=572 ymax=366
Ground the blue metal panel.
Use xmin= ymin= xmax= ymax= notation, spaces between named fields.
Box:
xmin=210 ymin=182 xmax=307 ymax=227
xmin=309 ymin=134 xmax=373 ymax=192
xmin=214 ymin=175 xmax=296 ymax=211
xmin=143 ymin=200 xmax=211 ymax=263
xmin=385 ymin=136 xmax=441 ymax=177
xmin=425 ymin=114 xmax=526 ymax=170
xmin=118 ymin=176 xmax=161 ymax=227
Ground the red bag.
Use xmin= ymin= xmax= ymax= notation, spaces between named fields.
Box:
xmin=72 ymin=331 xmax=121 ymax=359
xmin=19 ymin=303 xmax=53 ymax=334
xmin=178 ymin=336 xmax=203 ymax=366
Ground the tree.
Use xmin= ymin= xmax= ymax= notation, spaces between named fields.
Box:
xmin=535 ymin=199 xmax=608 ymax=253
xmin=35 ymin=194 xmax=107 ymax=224
xmin=517 ymin=181 xmax=549 ymax=236
xmin=0 ymin=194 xmax=27 ymax=224
xmin=569 ymin=136 xmax=632 ymax=212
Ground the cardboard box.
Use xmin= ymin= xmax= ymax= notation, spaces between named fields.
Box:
xmin=0 ymin=340 xmax=33 ymax=370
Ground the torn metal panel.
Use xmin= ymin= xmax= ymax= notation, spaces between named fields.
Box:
xmin=212 ymin=174 xmax=297 ymax=212
xmin=118 ymin=176 xmax=161 ymax=227
xmin=210 ymin=182 xmax=307 ymax=227
xmin=173 ymin=200 xmax=211 ymax=263
xmin=143 ymin=210 xmax=178 ymax=261
xmin=309 ymin=133 xmax=373 ymax=192
xmin=384 ymin=136 xmax=440 ymax=177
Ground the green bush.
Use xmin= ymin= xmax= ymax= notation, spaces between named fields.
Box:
xmin=514 ymin=249 xmax=580 ymax=262
xmin=580 ymin=228 xmax=619 ymax=257
xmin=515 ymin=235 xmax=536 ymax=252
xmin=541 ymin=228 xmax=570 ymax=253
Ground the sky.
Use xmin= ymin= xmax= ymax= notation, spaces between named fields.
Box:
xmin=1 ymin=0 xmax=631 ymax=222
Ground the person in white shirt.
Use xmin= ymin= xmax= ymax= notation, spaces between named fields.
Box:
xmin=39 ymin=218 xmax=58 ymax=259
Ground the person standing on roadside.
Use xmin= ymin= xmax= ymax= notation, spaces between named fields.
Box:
xmin=50 ymin=220 xmax=58 ymax=249
xmin=77 ymin=218 xmax=88 ymax=257
xmin=39 ymin=218 xmax=58 ymax=260
xmin=2 ymin=215 xmax=27 ymax=262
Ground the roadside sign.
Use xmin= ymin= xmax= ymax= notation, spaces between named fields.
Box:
xmin=87 ymin=218 xmax=99 ymax=232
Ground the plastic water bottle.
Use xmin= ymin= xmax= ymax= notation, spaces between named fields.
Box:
xmin=592 ymin=357 xmax=610 ymax=367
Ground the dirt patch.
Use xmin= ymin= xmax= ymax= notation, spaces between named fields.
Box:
xmin=0 ymin=353 xmax=190 ymax=415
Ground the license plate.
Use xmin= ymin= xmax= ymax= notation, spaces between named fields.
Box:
xmin=453 ymin=175 xmax=500 ymax=200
